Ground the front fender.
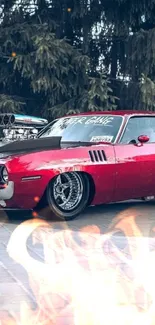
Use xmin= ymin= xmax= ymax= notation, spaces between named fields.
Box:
xmin=5 ymin=144 xmax=115 ymax=208
xmin=5 ymin=159 xmax=92 ymax=209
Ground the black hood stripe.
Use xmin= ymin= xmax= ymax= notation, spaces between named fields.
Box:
xmin=0 ymin=136 xmax=62 ymax=153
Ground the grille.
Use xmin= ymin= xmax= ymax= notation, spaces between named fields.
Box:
xmin=89 ymin=150 xmax=107 ymax=162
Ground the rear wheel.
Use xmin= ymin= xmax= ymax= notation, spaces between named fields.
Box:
xmin=46 ymin=172 xmax=90 ymax=221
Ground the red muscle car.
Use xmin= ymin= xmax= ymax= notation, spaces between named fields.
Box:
xmin=0 ymin=110 xmax=155 ymax=220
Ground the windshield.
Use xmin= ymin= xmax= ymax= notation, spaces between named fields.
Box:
xmin=39 ymin=115 xmax=123 ymax=143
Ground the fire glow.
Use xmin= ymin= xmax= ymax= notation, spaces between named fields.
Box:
xmin=1 ymin=207 xmax=155 ymax=324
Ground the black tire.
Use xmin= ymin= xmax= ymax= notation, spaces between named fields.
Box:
xmin=46 ymin=172 xmax=90 ymax=221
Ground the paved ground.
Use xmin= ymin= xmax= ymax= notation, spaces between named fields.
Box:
xmin=0 ymin=200 xmax=155 ymax=322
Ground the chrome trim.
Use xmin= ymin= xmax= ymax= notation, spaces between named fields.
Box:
xmin=0 ymin=114 xmax=48 ymax=143
xmin=21 ymin=176 xmax=41 ymax=181
xmin=0 ymin=114 xmax=48 ymax=127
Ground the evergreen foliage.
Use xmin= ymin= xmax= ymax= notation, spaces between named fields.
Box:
xmin=0 ymin=0 xmax=155 ymax=117
xmin=0 ymin=0 xmax=116 ymax=118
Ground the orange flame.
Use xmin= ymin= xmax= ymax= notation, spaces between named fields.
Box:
xmin=3 ymin=205 xmax=155 ymax=324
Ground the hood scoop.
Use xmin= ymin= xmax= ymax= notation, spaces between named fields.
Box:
xmin=0 ymin=136 xmax=62 ymax=154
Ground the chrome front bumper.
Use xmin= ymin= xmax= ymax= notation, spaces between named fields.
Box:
xmin=0 ymin=181 xmax=14 ymax=206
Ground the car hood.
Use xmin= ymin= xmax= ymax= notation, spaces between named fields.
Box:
xmin=0 ymin=136 xmax=62 ymax=158
xmin=0 ymin=136 xmax=111 ymax=159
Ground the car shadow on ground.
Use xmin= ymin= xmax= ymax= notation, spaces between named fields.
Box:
xmin=2 ymin=200 xmax=155 ymax=229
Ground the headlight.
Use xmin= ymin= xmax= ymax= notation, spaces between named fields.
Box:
xmin=2 ymin=167 xmax=9 ymax=183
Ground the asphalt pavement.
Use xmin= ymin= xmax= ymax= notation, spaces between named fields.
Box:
xmin=0 ymin=200 xmax=155 ymax=324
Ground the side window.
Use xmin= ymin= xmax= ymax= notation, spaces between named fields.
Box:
xmin=120 ymin=117 xmax=155 ymax=144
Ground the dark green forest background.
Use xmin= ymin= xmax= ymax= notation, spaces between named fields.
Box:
xmin=0 ymin=0 xmax=155 ymax=119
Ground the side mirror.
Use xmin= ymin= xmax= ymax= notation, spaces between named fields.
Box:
xmin=138 ymin=135 xmax=150 ymax=143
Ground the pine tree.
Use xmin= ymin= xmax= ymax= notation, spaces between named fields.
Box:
xmin=0 ymin=0 xmax=116 ymax=119
xmin=98 ymin=0 xmax=155 ymax=110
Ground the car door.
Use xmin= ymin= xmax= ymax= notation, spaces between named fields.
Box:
xmin=113 ymin=116 xmax=155 ymax=202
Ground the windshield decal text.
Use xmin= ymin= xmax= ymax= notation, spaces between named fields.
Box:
xmin=65 ymin=116 xmax=114 ymax=126
xmin=85 ymin=116 xmax=114 ymax=125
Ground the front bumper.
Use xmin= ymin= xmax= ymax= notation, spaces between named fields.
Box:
xmin=0 ymin=181 xmax=14 ymax=206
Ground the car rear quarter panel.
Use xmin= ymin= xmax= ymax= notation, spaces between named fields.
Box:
xmin=5 ymin=144 xmax=116 ymax=209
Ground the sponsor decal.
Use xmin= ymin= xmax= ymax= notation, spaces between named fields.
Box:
xmin=90 ymin=135 xmax=114 ymax=142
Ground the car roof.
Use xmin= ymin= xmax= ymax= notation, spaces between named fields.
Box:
xmin=65 ymin=110 xmax=155 ymax=117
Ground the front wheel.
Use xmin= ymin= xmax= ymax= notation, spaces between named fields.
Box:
xmin=46 ymin=172 xmax=90 ymax=221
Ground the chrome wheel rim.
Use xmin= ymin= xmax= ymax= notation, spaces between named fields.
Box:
xmin=52 ymin=172 xmax=83 ymax=211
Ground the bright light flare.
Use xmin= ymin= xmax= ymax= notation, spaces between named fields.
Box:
xmin=5 ymin=207 xmax=155 ymax=324
xmin=32 ymin=211 xmax=39 ymax=218
xmin=34 ymin=196 xmax=40 ymax=203
xmin=11 ymin=52 xmax=17 ymax=57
